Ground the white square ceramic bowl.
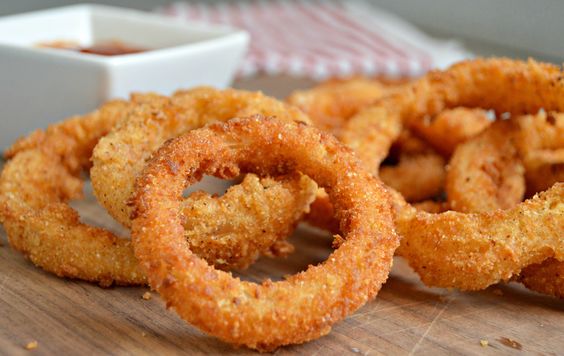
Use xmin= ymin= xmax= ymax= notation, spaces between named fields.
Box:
xmin=0 ymin=4 xmax=249 ymax=148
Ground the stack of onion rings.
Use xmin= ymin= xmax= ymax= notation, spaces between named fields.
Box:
xmin=1 ymin=57 xmax=563 ymax=352
xmin=446 ymin=111 xmax=564 ymax=297
xmin=358 ymin=58 xmax=564 ymax=294
xmin=308 ymin=58 xmax=564 ymax=295
xmin=291 ymin=79 xmax=490 ymax=232
xmin=0 ymin=88 xmax=317 ymax=285
xmin=91 ymin=87 xmax=318 ymax=270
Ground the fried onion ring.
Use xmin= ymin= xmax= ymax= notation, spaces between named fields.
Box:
xmin=92 ymin=87 xmax=313 ymax=229
xmin=380 ymin=107 xmax=490 ymax=203
xmin=340 ymin=58 xmax=564 ymax=175
xmin=0 ymin=101 xmax=146 ymax=286
xmin=445 ymin=112 xmax=563 ymax=297
xmin=395 ymin=184 xmax=563 ymax=290
xmin=411 ymin=108 xmax=491 ymax=157
xmin=447 ymin=111 xmax=564 ymax=210
xmin=286 ymin=77 xmax=407 ymax=135
xmin=403 ymin=58 xmax=564 ymax=128
xmin=130 ymin=116 xmax=398 ymax=351
xmin=446 ymin=119 xmax=526 ymax=212
xmin=0 ymin=90 xmax=317 ymax=285
xmin=91 ymin=88 xmax=318 ymax=270
xmin=332 ymin=58 xmax=564 ymax=293
xmin=388 ymin=58 xmax=564 ymax=291
xmin=380 ymin=153 xmax=445 ymax=202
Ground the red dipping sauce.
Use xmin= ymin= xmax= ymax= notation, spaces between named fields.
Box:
xmin=38 ymin=40 xmax=147 ymax=56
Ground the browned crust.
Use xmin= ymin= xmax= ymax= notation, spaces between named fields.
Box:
xmin=286 ymin=77 xmax=411 ymax=136
xmin=130 ymin=116 xmax=399 ymax=351
xmin=380 ymin=153 xmax=445 ymax=203
xmin=0 ymin=88 xmax=317 ymax=284
xmin=0 ymin=101 xmax=146 ymax=286
xmin=320 ymin=58 xmax=564 ymax=295
xmin=92 ymin=87 xmax=313 ymax=229
xmin=396 ymin=184 xmax=563 ymax=290
xmin=446 ymin=119 xmax=525 ymax=212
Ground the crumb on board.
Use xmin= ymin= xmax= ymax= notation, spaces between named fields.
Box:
xmin=24 ymin=341 xmax=38 ymax=350
xmin=492 ymin=289 xmax=503 ymax=296
xmin=350 ymin=347 xmax=369 ymax=355
xmin=141 ymin=332 xmax=147 ymax=337
xmin=142 ymin=292 xmax=152 ymax=300
xmin=332 ymin=234 xmax=345 ymax=249
xmin=498 ymin=337 xmax=522 ymax=350
xmin=480 ymin=339 xmax=488 ymax=347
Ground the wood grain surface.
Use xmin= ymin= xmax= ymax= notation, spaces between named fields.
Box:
xmin=1 ymin=77 xmax=563 ymax=355
xmin=0 ymin=177 xmax=563 ymax=356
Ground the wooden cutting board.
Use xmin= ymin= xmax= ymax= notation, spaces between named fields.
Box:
xmin=1 ymin=77 xmax=563 ymax=355
xmin=0 ymin=178 xmax=562 ymax=356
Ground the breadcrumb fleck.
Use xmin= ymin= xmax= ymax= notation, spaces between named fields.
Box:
xmin=24 ymin=341 xmax=38 ymax=350
xmin=498 ymin=337 xmax=522 ymax=350
xmin=142 ymin=291 xmax=152 ymax=300
xmin=480 ymin=339 xmax=488 ymax=347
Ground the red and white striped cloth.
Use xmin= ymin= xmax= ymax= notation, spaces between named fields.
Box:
xmin=157 ymin=0 xmax=472 ymax=79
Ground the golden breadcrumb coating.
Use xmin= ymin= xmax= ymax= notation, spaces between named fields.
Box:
xmin=91 ymin=87 xmax=313 ymax=228
xmin=91 ymin=88 xmax=318 ymax=270
xmin=446 ymin=119 xmax=526 ymax=212
xmin=381 ymin=153 xmax=445 ymax=203
xmin=395 ymin=184 xmax=563 ymax=290
xmin=412 ymin=108 xmax=491 ymax=157
xmin=131 ymin=116 xmax=398 ymax=351
xmin=0 ymin=89 xmax=317 ymax=285
xmin=0 ymin=101 xmax=145 ymax=286
xmin=446 ymin=112 xmax=564 ymax=297
xmin=286 ymin=77 xmax=407 ymax=135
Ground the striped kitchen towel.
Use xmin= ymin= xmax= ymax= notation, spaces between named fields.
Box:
xmin=156 ymin=0 xmax=472 ymax=79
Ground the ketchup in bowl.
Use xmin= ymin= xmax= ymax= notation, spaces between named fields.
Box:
xmin=38 ymin=40 xmax=147 ymax=56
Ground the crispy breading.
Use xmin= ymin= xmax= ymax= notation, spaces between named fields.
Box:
xmin=131 ymin=116 xmax=398 ymax=351
xmin=446 ymin=119 xmax=526 ymax=212
xmin=0 ymin=89 xmax=318 ymax=285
